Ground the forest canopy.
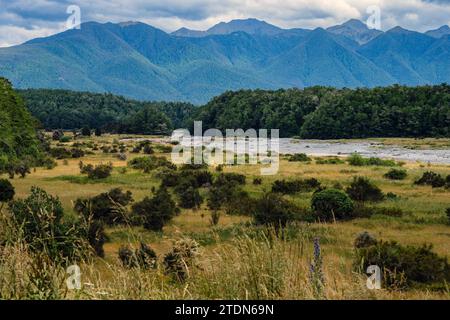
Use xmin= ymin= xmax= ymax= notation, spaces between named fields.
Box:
xmin=19 ymin=84 xmax=450 ymax=139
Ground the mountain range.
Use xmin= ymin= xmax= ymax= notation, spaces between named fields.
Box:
xmin=0 ymin=18 xmax=449 ymax=104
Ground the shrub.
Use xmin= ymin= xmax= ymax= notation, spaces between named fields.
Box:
xmin=119 ymin=243 xmax=157 ymax=269
xmin=117 ymin=153 xmax=127 ymax=161
xmin=175 ymin=184 xmax=203 ymax=209
xmin=272 ymin=178 xmax=321 ymax=194
xmin=414 ymin=171 xmax=446 ymax=188
xmin=316 ymin=157 xmax=345 ymax=165
xmin=355 ymin=240 xmax=450 ymax=289
xmin=159 ymin=169 xmax=181 ymax=187
xmin=311 ymin=189 xmax=354 ymax=221
xmin=70 ymin=148 xmax=85 ymax=159
xmin=52 ymin=130 xmax=64 ymax=141
xmin=131 ymin=186 xmax=178 ymax=231
xmin=143 ymin=144 xmax=154 ymax=155
xmin=59 ymin=136 xmax=72 ymax=143
xmin=215 ymin=172 xmax=246 ymax=186
xmin=49 ymin=148 xmax=72 ymax=159
xmin=81 ymin=127 xmax=91 ymax=136
xmin=253 ymin=192 xmax=298 ymax=228
xmin=384 ymin=169 xmax=408 ymax=180
xmin=86 ymin=220 xmax=108 ymax=257
xmin=253 ymin=178 xmax=262 ymax=185
xmin=9 ymin=187 xmax=88 ymax=261
xmin=354 ymin=231 xmax=378 ymax=249
xmin=95 ymin=128 xmax=102 ymax=136
xmin=128 ymin=156 xmax=176 ymax=173
xmin=163 ymin=238 xmax=199 ymax=281
xmin=346 ymin=177 xmax=384 ymax=202
xmin=80 ymin=162 xmax=113 ymax=179
xmin=74 ymin=188 xmax=134 ymax=225
xmin=347 ymin=153 xmax=397 ymax=167
xmin=446 ymin=208 xmax=450 ymax=225
xmin=0 ymin=179 xmax=15 ymax=205
xmin=288 ymin=153 xmax=311 ymax=162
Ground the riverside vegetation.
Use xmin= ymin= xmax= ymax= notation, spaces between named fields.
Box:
xmin=1 ymin=77 xmax=450 ymax=300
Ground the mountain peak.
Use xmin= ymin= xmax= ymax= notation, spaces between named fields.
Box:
xmin=207 ymin=18 xmax=283 ymax=36
xmin=387 ymin=26 xmax=413 ymax=35
xmin=426 ymin=25 xmax=450 ymax=38
xmin=327 ymin=19 xmax=382 ymax=44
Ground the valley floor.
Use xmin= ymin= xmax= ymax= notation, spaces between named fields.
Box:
xmin=2 ymin=135 xmax=450 ymax=300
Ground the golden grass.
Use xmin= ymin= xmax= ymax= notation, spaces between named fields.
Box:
xmin=2 ymin=134 xmax=450 ymax=300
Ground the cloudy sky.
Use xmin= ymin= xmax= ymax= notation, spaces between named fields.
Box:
xmin=0 ymin=0 xmax=449 ymax=47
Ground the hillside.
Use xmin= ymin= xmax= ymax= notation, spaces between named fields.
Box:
xmin=0 ymin=77 xmax=43 ymax=171
xmin=1 ymin=19 xmax=450 ymax=103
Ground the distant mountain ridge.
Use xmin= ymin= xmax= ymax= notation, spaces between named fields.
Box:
xmin=0 ymin=18 xmax=449 ymax=104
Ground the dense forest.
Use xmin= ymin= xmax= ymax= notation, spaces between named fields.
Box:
xmin=19 ymin=84 xmax=450 ymax=139
xmin=19 ymin=89 xmax=196 ymax=135
xmin=0 ymin=78 xmax=45 ymax=173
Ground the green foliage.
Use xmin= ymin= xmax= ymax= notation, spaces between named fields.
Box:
xmin=414 ymin=171 xmax=446 ymax=188
xmin=346 ymin=177 xmax=385 ymax=202
xmin=354 ymin=231 xmax=378 ymax=249
xmin=0 ymin=179 xmax=15 ymax=204
xmin=253 ymin=192 xmax=298 ymax=228
xmin=131 ymin=186 xmax=179 ymax=231
xmin=446 ymin=208 xmax=450 ymax=225
xmin=347 ymin=153 xmax=397 ymax=167
xmin=20 ymin=89 xmax=195 ymax=132
xmin=128 ymin=156 xmax=176 ymax=173
xmin=355 ymin=240 xmax=450 ymax=290
xmin=8 ymin=187 xmax=87 ymax=261
xmin=0 ymin=78 xmax=44 ymax=174
xmin=384 ymin=169 xmax=408 ymax=180
xmin=81 ymin=126 xmax=91 ymax=136
xmin=175 ymin=182 xmax=203 ymax=209
xmin=215 ymin=173 xmax=246 ymax=185
xmin=74 ymin=188 xmax=134 ymax=225
xmin=300 ymin=85 xmax=450 ymax=139
xmin=311 ymin=189 xmax=354 ymax=221
xmin=80 ymin=162 xmax=113 ymax=179
xmin=315 ymin=157 xmax=345 ymax=165
xmin=288 ymin=153 xmax=311 ymax=162
xmin=271 ymin=178 xmax=321 ymax=194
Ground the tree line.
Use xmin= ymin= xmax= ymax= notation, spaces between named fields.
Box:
xmin=19 ymin=84 xmax=450 ymax=139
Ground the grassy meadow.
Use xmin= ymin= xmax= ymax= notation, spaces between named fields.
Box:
xmin=2 ymin=134 xmax=450 ymax=300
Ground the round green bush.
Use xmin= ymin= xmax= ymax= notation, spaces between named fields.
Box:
xmin=384 ymin=169 xmax=407 ymax=180
xmin=311 ymin=188 xmax=354 ymax=221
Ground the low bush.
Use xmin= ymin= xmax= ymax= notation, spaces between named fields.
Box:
xmin=8 ymin=187 xmax=88 ymax=262
xmin=253 ymin=178 xmax=262 ymax=185
xmin=272 ymin=178 xmax=321 ymax=194
xmin=215 ymin=173 xmax=246 ymax=186
xmin=131 ymin=186 xmax=179 ymax=231
xmin=80 ymin=162 xmax=113 ymax=179
xmin=288 ymin=153 xmax=311 ymax=162
xmin=316 ymin=157 xmax=345 ymax=165
xmin=118 ymin=243 xmax=157 ymax=269
xmin=175 ymin=184 xmax=203 ymax=209
xmin=384 ymin=169 xmax=408 ymax=180
xmin=163 ymin=238 xmax=199 ymax=282
xmin=346 ymin=177 xmax=384 ymax=202
xmin=446 ymin=208 xmax=450 ymax=225
xmin=311 ymin=189 xmax=354 ymax=221
xmin=347 ymin=153 xmax=397 ymax=167
xmin=354 ymin=231 xmax=378 ymax=249
xmin=354 ymin=240 xmax=450 ymax=290
xmin=0 ymin=179 xmax=15 ymax=206
xmin=414 ymin=171 xmax=446 ymax=188
xmin=74 ymin=188 xmax=134 ymax=225
xmin=253 ymin=192 xmax=298 ymax=229
xmin=128 ymin=156 xmax=176 ymax=173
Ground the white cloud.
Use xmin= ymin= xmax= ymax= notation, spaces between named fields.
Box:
xmin=0 ymin=0 xmax=449 ymax=47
